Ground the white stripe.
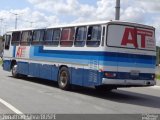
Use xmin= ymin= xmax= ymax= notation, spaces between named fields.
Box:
xmin=0 ymin=98 xmax=23 ymax=114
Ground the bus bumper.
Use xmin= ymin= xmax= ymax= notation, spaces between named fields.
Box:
xmin=102 ymin=78 xmax=156 ymax=86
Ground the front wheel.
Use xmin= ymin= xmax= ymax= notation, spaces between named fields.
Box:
xmin=11 ymin=64 xmax=19 ymax=78
xmin=58 ymin=67 xmax=71 ymax=90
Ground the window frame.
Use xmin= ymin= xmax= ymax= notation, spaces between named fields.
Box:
xmin=86 ymin=25 xmax=102 ymax=47
xmin=52 ymin=28 xmax=61 ymax=46
xmin=44 ymin=28 xmax=61 ymax=46
xmin=20 ymin=31 xmax=32 ymax=46
xmin=74 ymin=26 xmax=87 ymax=47
xmin=44 ymin=29 xmax=54 ymax=45
xmin=11 ymin=31 xmax=21 ymax=45
xmin=32 ymin=29 xmax=45 ymax=45
xmin=60 ymin=27 xmax=75 ymax=47
xmin=4 ymin=35 xmax=11 ymax=50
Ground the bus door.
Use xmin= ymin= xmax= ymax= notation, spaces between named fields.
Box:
xmin=107 ymin=24 xmax=155 ymax=80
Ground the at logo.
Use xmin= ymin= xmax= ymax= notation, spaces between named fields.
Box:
xmin=121 ymin=28 xmax=153 ymax=48
xmin=16 ymin=46 xmax=26 ymax=57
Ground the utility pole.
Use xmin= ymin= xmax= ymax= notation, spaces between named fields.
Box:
xmin=10 ymin=12 xmax=23 ymax=29
xmin=0 ymin=18 xmax=4 ymax=36
xmin=115 ymin=0 xmax=120 ymax=20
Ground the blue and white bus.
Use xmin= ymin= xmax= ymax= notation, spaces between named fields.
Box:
xmin=2 ymin=21 xmax=156 ymax=91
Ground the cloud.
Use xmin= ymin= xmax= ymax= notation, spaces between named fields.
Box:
xmin=0 ymin=7 xmax=60 ymax=34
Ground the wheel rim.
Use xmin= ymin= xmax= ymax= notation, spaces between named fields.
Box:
xmin=12 ymin=65 xmax=17 ymax=76
xmin=60 ymin=71 xmax=68 ymax=87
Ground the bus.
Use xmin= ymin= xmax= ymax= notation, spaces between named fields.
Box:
xmin=2 ymin=21 xmax=156 ymax=91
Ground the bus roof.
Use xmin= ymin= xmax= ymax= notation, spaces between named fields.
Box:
xmin=6 ymin=20 xmax=155 ymax=33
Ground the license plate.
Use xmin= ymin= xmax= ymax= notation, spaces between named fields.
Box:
xmin=130 ymin=70 xmax=140 ymax=76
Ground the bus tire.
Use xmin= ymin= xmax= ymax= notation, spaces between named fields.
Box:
xmin=11 ymin=64 xmax=19 ymax=78
xmin=58 ymin=67 xmax=71 ymax=90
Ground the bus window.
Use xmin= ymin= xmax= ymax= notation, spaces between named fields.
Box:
xmin=44 ymin=29 xmax=54 ymax=45
xmin=21 ymin=31 xmax=32 ymax=45
xmin=53 ymin=29 xmax=61 ymax=46
xmin=11 ymin=31 xmax=21 ymax=45
xmin=74 ymin=26 xmax=86 ymax=47
xmin=101 ymin=26 xmax=106 ymax=46
xmin=86 ymin=26 xmax=101 ymax=47
xmin=60 ymin=28 xmax=75 ymax=47
xmin=4 ymin=35 xmax=11 ymax=50
xmin=32 ymin=30 xmax=45 ymax=44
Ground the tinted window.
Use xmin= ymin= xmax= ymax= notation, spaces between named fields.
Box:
xmin=53 ymin=29 xmax=61 ymax=46
xmin=60 ymin=28 xmax=75 ymax=47
xmin=12 ymin=32 xmax=21 ymax=45
xmin=87 ymin=26 xmax=101 ymax=47
xmin=5 ymin=35 xmax=11 ymax=50
xmin=32 ymin=30 xmax=45 ymax=42
xmin=45 ymin=29 xmax=53 ymax=42
xmin=75 ymin=26 xmax=87 ymax=47
xmin=21 ymin=31 xmax=32 ymax=45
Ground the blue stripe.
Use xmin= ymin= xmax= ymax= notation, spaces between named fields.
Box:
xmin=30 ymin=46 xmax=156 ymax=68
xmin=12 ymin=46 xmax=16 ymax=57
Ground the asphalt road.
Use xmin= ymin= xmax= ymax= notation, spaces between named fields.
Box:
xmin=0 ymin=66 xmax=160 ymax=116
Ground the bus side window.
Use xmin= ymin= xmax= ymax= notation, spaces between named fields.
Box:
xmin=53 ymin=29 xmax=60 ymax=46
xmin=74 ymin=26 xmax=86 ymax=47
xmin=101 ymin=26 xmax=106 ymax=46
xmin=5 ymin=35 xmax=11 ymax=50
xmin=86 ymin=25 xmax=101 ymax=47
xmin=32 ymin=30 xmax=45 ymax=45
xmin=21 ymin=31 xmax=32 ymax=46
xmin=60 ymin=28 xmax=75 ymax=47
xmin=44 ymin=29 xmax=54 ymax=45
xmin=11 ymin=32 xmax=21 ymax=45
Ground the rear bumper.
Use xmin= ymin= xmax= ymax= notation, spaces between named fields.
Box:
xmin=102 ymin=78 xmax=156 ymax=86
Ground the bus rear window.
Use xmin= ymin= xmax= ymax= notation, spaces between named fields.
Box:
xmin=107 ymin=24 xmax=155 ymax=51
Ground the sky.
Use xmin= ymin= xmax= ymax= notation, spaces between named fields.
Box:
xmin=0 ymin=0 xmax=160 ymax=45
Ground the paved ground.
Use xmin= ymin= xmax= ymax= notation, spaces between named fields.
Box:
xmin=0 ymin=67 xmax=160 ymax=118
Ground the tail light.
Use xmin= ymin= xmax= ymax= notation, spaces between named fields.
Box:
xmin=105 ymin=72 xmax=116 ymax=78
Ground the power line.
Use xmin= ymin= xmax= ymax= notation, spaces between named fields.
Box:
xmin=20 ymin=19 xmax=37 ymax=27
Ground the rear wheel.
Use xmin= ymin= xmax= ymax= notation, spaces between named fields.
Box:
xmin=58 ymin=67 xmax=71 ymax=90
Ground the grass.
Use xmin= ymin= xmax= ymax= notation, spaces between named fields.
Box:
xmin=0 ymin=60 xmax=2 ymax=66
xmin=156 ymin=74 xmax=160 ymax=80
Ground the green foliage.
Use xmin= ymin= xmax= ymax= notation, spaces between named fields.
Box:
xmin=156 ymin=74 xmax=160 ymax=80
xmin=0 ymin=60 xmax=2 ymax=65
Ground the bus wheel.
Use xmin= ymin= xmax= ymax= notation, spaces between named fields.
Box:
xmin=11 ymin=64 xmax=19 ymax=78
xmin=58 ymin=67 xmax=70 ymax=90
